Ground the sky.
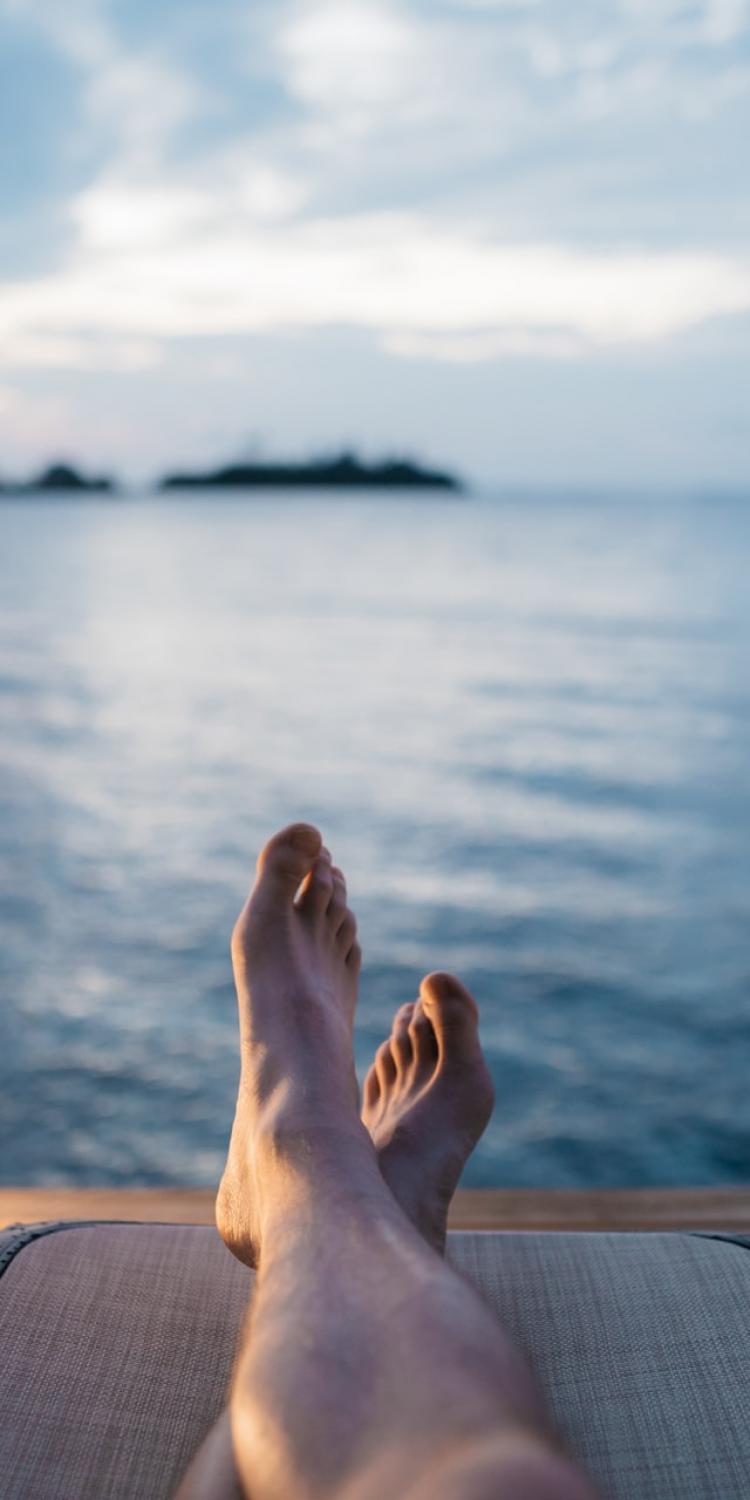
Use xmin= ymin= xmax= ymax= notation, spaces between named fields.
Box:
xmin=1 ymin=0 xmax=750 ymax=486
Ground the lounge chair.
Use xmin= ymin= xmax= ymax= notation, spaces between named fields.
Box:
xmin=1 ymin=1219 xmax=749 ymax=1497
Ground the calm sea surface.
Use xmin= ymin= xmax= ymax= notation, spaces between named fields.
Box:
xmin=1 ymin=487 xmax=749 ymax=1188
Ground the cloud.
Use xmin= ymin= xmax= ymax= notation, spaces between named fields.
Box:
xmin=702 ymin=0 xmax=748 ymax=42
xmin=277 ymin=0 xmax=420 ymax=118
xmin=1 ymin=205 xmax=749 ymax=368
xmin=1 ymin=332 xmax=160 ymax=371
xmin=384 ymin=329 xmax=588 ymax=361
xmin=1 ymin=0 xmax=206 ymax=168
xmin=256 ymin=0 xmax=750 ymax=246
xmin=0 ymin=381 xmax=77 ymax=464
xmin=2 ymin=0 xmax=750 ymax=476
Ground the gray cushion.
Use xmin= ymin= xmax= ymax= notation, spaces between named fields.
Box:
xmin=451 ymin=1230 xmax=750 ymax=1500
xmin=0 ymin=1221 xmax=748 ymax=1498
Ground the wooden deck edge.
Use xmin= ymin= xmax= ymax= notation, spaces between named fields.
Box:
xmin=2 ymin=1186 xmax=750 ymax=1232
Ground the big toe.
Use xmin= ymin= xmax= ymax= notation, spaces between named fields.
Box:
xmin=254 ymin=823 xmax=323 ymax=902
xmin=419 ymin=971 xmax=479 ymax=1063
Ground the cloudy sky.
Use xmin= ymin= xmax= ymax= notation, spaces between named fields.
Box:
xmin=1 ymin=0 xmax=750 ymax=484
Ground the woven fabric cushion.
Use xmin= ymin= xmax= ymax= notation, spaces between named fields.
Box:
xmin=0 ymin=1223 xmax=749 ymax=1499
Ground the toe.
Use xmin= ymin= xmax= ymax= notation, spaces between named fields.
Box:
xmin=346 ymin=940 xmax=362 ymax=974
xmin=235 ymin=827 xmax=322 ymax=955
xmin=327 ymin=867 xmax=348 ymax=932
xmin=255 ymin=823 xmax=323 ymax=900
xmin=419 ymin=972 xmax=479 ymax=1063
xmin=363 ymin=1066 xmax=380 ymax=1112
xmin=296 ymin=851 xmax=334 ymax=918
xmin=337 ymin=911 xmax=358 ymax=956
xmin=375 ymin=1039 xmax=397 ymax=1088
xmin=408 ymin=1000 xmax=439 ymax=1067
xmin=391 ymin=1002 xmax=415 ymax=1075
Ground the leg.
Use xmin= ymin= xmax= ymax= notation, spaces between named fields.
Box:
xmin=233 ymin=1123 xmax=596 ymax=1500
xmin=182 ymin=825 xmax=599 ymax=1500
xmin=178 ymin=960 xmax=495 ymax=1499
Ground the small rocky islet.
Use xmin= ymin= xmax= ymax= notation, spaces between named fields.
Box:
xmin=159 ymin=453 xmax=462 ymax=491
xmin=1 ymin=453 xmax=462 ymax=496
xmin=0 ymin=463 xmax=115 ymax=494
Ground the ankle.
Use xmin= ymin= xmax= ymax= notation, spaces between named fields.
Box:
xmin=254 ymin=1119 xmax=394 ymax=1254
xmin=259 ymin=1110 xmax=376 ymax=1176
xmin=247 ymin=1064 xmax=365 ymax=1163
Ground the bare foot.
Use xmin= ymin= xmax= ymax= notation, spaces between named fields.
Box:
xmin=362 ymin=974 xmax=495 ymax=1254
xmin=216 ymin=823 xmax=368 ymax=1267
xmin=217 ymin=827 xmax=493 ymax=1268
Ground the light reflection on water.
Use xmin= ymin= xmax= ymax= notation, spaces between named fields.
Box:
xmin=1 ymin=487 xmax=749 ymax=1187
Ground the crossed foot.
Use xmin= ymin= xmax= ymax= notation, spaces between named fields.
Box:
xmin=217 ymin=823 xmax=494 ymax=1267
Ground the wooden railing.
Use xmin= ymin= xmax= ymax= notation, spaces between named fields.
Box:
xmin=2 ymin=1187 xmax=750 ymax=1232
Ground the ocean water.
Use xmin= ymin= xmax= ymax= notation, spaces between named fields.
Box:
xmin=1 ymin=486 xmax=749 ymax=1189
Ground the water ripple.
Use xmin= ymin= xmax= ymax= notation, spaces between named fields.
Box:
xmin=1 ymin=488 xmax=750 ymax=1186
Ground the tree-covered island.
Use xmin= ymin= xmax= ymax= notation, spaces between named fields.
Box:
xmin=159 ymin=452 xmax=462 ymax=491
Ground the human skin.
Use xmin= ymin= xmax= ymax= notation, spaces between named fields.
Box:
xmin=176 ymin=825 xmax=600 ymax=1500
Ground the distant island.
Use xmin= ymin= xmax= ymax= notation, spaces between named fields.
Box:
xmin=159 ymin=452 xmax=462 ymax=492
xmin=1 ymin=452 xmax=463 ymax=496
xmin=1 ymin=463 xmax=115 ymax=494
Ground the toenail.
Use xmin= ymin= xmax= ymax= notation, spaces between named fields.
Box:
xmin=288 ymin=825 xmax=322 ymax=851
